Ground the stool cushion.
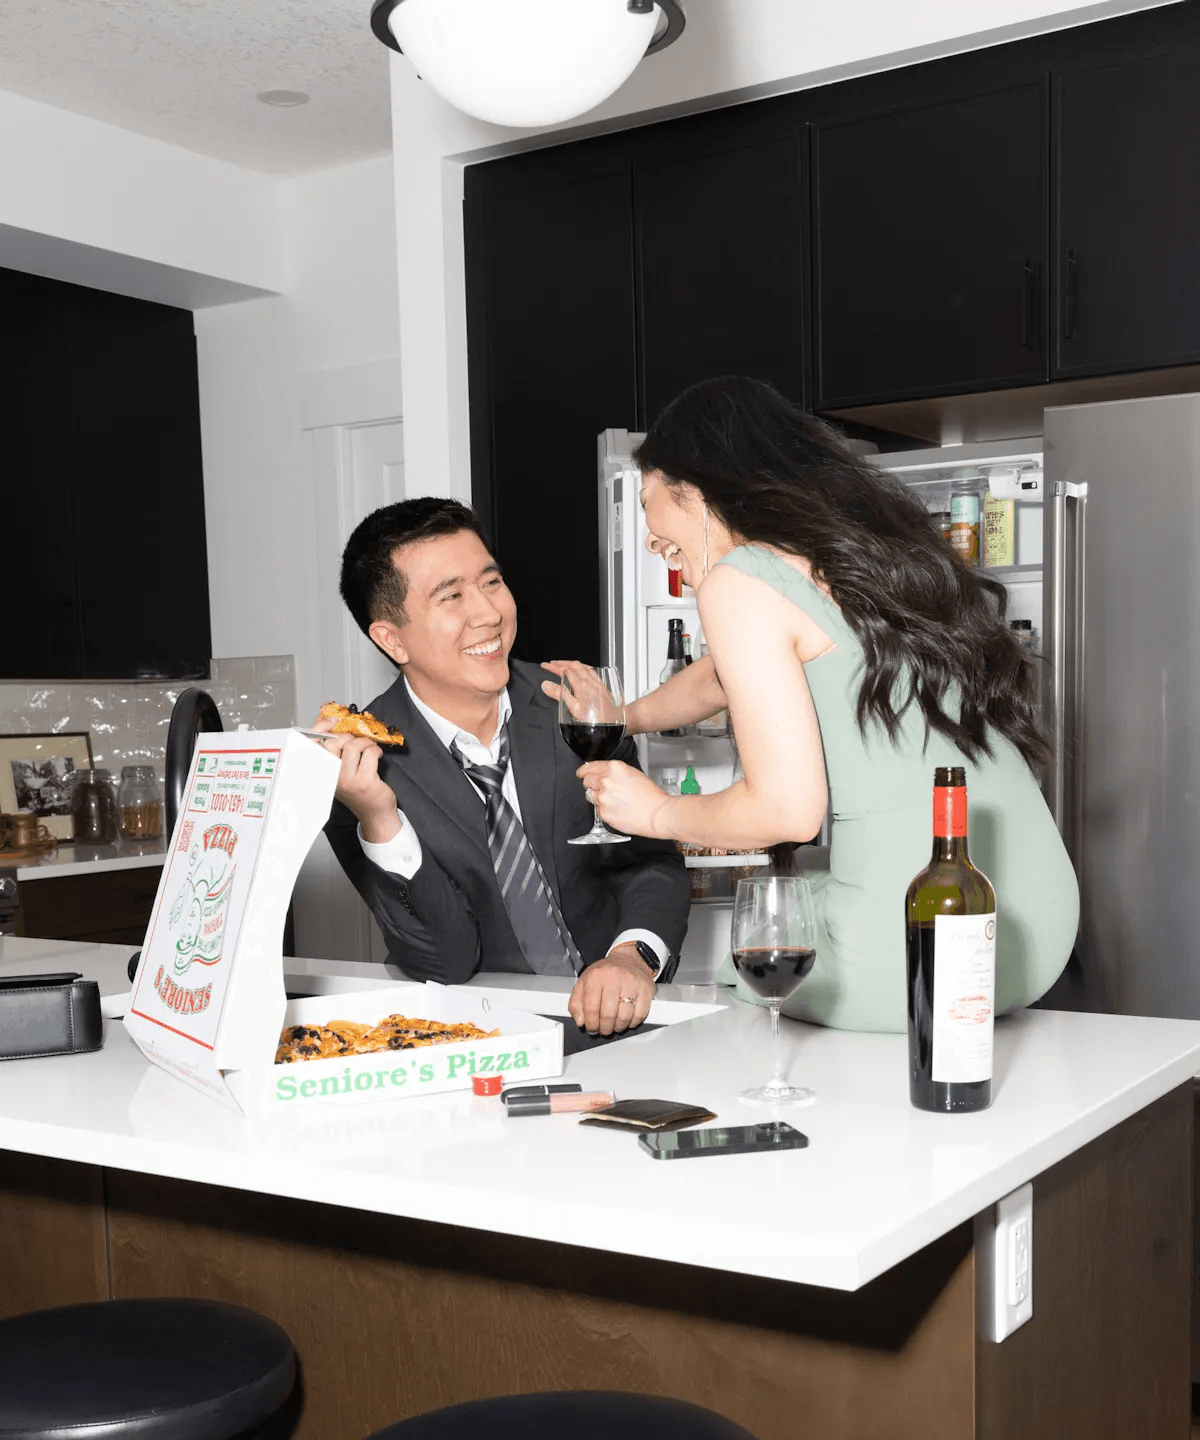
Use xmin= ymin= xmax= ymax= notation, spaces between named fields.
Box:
xmin=0 ymin=1298 xmax=295 ymax=1440
xmin=367 ymin=1392 xmax=759 ymax=1440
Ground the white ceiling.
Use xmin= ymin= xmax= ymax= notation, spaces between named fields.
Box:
xmin=0 ymin=0 xmax=393 ymax=176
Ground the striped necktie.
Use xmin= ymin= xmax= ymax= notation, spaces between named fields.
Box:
xmin=451 ymin=726 xmax=580 ymax=978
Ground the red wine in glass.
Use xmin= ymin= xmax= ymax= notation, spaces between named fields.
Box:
xmin=732 ymin=877 xmax=819 ymax=1106
xmin=732 ymin=946 xmax=816 ymax=1001
xmin=561 ymin=722 xmax=626 ymax=763
xmin=557 ymin=665 xmax=631 ymax=845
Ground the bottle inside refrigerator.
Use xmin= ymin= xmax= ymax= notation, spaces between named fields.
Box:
xmin=874 ymin=438 xmax=1045 ymax=661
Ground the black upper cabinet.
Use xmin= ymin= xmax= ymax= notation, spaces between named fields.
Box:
xmin=1054 ymin=39 xmax=1200 ymax=377
xmin=635 ymin=127 xmax=807 ymax=422
xmin=814 ymin=82 xmax=1049 ymax=408
xmin=0 ymin=269 xmax=210 ymax=680
xmin=466 ymin=161 xmax=637 ymax=665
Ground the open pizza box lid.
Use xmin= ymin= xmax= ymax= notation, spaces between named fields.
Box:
xmin=124 ymin=728 xmax=563 ymax=1116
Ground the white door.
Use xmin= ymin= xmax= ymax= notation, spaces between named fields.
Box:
xmin=295 ymin=416 xmax=404 ymax=967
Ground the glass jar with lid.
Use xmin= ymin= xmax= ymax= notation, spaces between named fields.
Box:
xmin=117 ymin=766 xmax=164 ymax=840
xmin=71 ymin=769 xmax=118 ymax=844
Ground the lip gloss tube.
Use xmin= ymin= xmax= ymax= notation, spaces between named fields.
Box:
xmin=505 ymin=1089 xmax=615 ymax=1117
xmin=501 ymin=1084 xmax=583 ymax=1103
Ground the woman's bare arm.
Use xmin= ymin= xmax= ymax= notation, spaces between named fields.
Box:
xmin=649 ymin=565 xmax=829 ymax=849
xmin=627 ymin=655 xmax=728 ymax=734
xmin=541 ymin=657 xmax=728 ymax=735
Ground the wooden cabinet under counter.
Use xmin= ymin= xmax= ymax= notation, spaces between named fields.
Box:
xmin=6 ymin=844 xmax=165 ymax=946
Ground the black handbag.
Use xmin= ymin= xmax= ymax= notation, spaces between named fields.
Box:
xmin=0 ymin=972 xmax=103 ymax=1059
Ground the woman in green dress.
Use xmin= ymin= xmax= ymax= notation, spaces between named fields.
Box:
xmin=563 ymin=376 xmax=1078 ymax=1033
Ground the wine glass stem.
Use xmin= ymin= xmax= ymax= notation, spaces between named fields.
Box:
xmin=592 ymin=803 xmax=603 ymax=833
xmin=769 ymin=1002 xmax=785 ymax=1086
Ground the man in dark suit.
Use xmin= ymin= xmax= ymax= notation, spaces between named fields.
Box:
xmin=319 ymin=499 xmax=691 ymax=1036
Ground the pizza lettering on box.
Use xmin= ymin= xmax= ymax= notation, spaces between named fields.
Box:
xmin=125 ymin=730 xmax=339 ymax=1110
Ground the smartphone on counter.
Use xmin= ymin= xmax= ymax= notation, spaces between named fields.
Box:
xmin=638 ymin=1121 xmax=809 ymax=1160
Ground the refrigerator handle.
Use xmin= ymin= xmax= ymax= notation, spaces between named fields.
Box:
xmin=1043 ymin=479 xmax=1087 ymax=846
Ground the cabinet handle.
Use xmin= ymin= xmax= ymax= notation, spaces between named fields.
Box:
xmin=1022 ymin=260 xmax=1041 ymax=349
xmin=1064 ymin=250 xmax=1079 ymax=340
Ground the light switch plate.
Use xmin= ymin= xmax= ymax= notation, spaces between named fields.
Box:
xmin=976 ymin=1182 xmax=1034 ymax=1342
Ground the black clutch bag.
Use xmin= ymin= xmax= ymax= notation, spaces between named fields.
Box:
xmin=0 ymin=972 xmax=104 ymax=1060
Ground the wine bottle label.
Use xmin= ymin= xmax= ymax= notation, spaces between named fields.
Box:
xmin=931 ymin=912 xmax=996 ymax=1084
xmin=933 ymin=785 xmax=967 ymax=838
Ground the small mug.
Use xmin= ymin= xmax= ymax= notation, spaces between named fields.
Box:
xmin=1 ymin=812 xmax=39 ymax=849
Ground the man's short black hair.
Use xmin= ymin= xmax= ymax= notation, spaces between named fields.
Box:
xmin=339 ymin=498 xmax=491 ymax=637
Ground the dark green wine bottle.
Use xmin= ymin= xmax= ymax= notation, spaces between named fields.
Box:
xmin=905 ymin=766 xmax=997 ymax=1113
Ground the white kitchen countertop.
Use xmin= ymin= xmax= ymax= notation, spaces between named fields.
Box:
xmin=1 ymin=936 xmax=1198 ymax=1292
xmin=10 ymin=837 xmax=167 ymax=881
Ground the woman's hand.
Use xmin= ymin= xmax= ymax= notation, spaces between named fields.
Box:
xmin=542 ymin=661 xmax=643 ymax=732
xmin=577 ymin=760 xmax=673 ymax=839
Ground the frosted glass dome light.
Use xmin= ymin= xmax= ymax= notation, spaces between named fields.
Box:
xmin=370 ymin=0 xmax=686 ymax=129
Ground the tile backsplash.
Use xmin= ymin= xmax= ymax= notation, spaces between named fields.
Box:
xmin=0 ymin=657 xmax=296 ymax=779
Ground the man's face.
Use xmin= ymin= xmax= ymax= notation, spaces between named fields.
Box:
xmin=373 ymin=530 xmax=517 ymax=704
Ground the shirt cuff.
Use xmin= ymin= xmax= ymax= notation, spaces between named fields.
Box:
xmin=611 ymin=928 xmax=671 ymax=982
xmin=358 ymin=810 xmax=422 ymax=880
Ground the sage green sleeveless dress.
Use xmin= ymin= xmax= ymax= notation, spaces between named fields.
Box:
xmin=714 ymin=545 xmax=1079 ymax=1033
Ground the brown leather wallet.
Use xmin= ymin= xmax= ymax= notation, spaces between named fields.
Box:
xmin=579 ymin=1099 xmax=717 ymax=1131
xmin=0 ymin=972 xmax=103 ymax=1060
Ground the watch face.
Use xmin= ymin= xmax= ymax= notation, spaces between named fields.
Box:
xmin=635 ymin=941 xmax=661 ymax=975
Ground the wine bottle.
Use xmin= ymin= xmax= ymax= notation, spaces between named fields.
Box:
xmin=658 ymin=618 xmax=687 ymax=736
xmin=905 ymin=766 xmax=997 ymax=1113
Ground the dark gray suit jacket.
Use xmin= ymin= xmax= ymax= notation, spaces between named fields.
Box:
xmin=324 ymin=661 xmax=691 ymax=984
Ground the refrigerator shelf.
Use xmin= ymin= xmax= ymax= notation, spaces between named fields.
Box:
xmin=978 ymin=563 xmax=1042 ymax=583
xmin=682 ymin=854 xmax=770 ymax=868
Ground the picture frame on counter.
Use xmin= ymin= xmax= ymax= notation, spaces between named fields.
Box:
xmin=0 ymin=732 xmax=94 ymax=840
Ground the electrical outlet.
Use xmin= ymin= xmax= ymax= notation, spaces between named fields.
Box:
xmin=976 ymin=1182 xmax=1034 ymax=1342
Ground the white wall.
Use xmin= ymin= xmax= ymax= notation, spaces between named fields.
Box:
xmin=195 ymin=153 xmax=402 ymax=722
xmin=0 ymin=87 xmax=283 ymax=306
xmin=193 ymin=153 xmax=404 ymax=963
xmin=389 ymin=0 xmax=1179 ymax=503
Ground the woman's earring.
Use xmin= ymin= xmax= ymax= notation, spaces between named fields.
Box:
xmin=703 ymin=505 xmax=710 ymax=579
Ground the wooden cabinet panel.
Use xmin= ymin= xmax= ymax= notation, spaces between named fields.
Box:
xmin=0 ymin=1152 xmax=109 ymax=1317
xmin=814 ymin=83 xmax=1049 ymax=407
xmin=1054 ymin=39 xmax=1200 ymax=377
xmin=17 ymin=865 xmax=162 ymax=944
xmin=635 ymin=131 xmax=807 ymax=422
xmin=467 ymin=164 xmax=637 ymax=665
xmin=107 ymin=1169 xmax=975 ymax=1440
xmin=0 ymin=267 xmax=210 ymax=681
xmin=1 ymin=278 xmax=85 ymax=678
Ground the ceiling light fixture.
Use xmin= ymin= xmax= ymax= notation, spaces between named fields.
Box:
xmin=257 ymin=89 xmax=311 ymax=107
xmin=369 ymin=0 xmax=686 ymax=128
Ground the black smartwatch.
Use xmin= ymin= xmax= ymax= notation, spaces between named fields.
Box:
xmin=632 ymin=939 xmax=662 ymax=978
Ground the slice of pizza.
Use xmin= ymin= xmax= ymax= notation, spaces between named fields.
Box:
xmin=318 ymin=701 xmax=405 ymax=746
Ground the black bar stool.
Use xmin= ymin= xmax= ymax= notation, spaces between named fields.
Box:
xmin=365 ymin=1392 xmax=760 ymax=1440
xmin=0 ymin=1298 xmax=295 ymax=1439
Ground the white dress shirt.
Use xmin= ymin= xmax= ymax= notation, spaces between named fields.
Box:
xmin=358 ymin=679 xmax=670 ymax=976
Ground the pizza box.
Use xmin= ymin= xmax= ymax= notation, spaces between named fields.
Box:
xmin=125 ymin=727 xmax=342 ymax=1113
xmin=123 ymin=725 xmax=566 ymax=1117
xmin=229 ymin=981 xmax=564 ymax=1114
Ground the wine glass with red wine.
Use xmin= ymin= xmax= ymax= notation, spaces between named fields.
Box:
xmin=732 ymin=876 xmax=818 ymax=1106
xmin=558 ymin=665 xmax=632 ymax=845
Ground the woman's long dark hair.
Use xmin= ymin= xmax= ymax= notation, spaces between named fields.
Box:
xmin=634 ymin=376 xmax=1047 ymax=769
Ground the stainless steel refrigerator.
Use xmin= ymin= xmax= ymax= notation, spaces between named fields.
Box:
xmin=1043 ymin=392 xmax=1200 ymax=1019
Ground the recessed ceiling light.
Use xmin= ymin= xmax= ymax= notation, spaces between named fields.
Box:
xmin=257 ymin=90 xmax=310 ymax=107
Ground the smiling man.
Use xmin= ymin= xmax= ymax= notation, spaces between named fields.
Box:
xmin=318 ymin=499 xmax=691 ymax=1038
